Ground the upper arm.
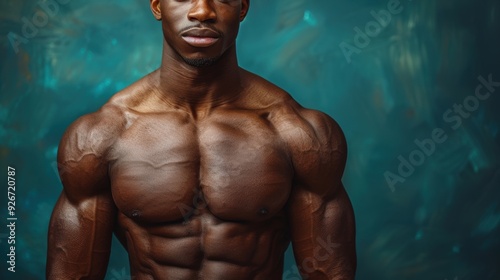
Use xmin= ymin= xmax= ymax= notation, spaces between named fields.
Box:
xmin=290 ymin=109 xmax=347 ymax=193
xmin=47 ymin=105 xmax=122 ymax=279
xmin=284 ymin=109 xmax=356 ymax=279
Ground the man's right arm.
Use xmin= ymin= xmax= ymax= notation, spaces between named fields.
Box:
xmin=47 ymin=107 xmax=121 ymax=279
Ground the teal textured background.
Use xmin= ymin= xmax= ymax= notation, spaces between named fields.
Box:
xmin=1 ymin=0 xmax=499 ymax=279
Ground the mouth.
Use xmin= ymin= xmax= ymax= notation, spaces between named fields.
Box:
xmin=181 ymin=28 xmax=220 ymax=48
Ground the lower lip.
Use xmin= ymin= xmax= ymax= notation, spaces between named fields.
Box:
xmin=182 ymin=36 xmax=219 ymax=47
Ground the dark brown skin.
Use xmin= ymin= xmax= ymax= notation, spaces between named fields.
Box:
xmin=46 ymin=0 xmax=356 ymax=279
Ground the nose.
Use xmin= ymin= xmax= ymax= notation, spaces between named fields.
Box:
xmin=188 ymin=0 xmax=217 ymax=23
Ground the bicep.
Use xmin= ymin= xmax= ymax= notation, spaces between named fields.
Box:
xmin=47 ymin=190 xmax=116 ymax=279
xmin=288 ymin=183 xmax=356 ymax=279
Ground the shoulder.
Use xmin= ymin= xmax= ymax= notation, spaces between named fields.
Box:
xmin=295 ymin=107 xmax=347 ymax=155
xmin=270 ymin=97 xmax=347 ymax=156
xmin=56 ymin=103 xmax=126 ymax=199
xmin=271 ymin=99 xmax=347 ymax=194
xmin=282 ymin=105 xmax=346 ymax=161
xmin=240 ymin=69 xmax=347 ymax=155
xmin=56 ymin=73 xmax=158 ymax=199
xmin=58 ymin=72 xmax=157 ymax=162
xmin=58 ymin=99 xmax=129 ymax=167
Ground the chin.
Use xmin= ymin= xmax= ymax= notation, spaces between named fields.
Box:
xmin=182 ymin=56 xmax=221 ymax=68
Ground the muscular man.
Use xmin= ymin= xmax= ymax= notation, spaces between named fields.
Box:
xmin=46 ymin=0 xmax=356 ymax=279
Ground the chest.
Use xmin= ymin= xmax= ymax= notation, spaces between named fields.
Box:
xmin=108 ymin=113 xmax=293 ymax=224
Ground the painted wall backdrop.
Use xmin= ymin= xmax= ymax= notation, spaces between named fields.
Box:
xmin=1 ymin=0 xmax=499 ymax=279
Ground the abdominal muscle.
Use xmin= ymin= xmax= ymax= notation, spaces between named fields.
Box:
xmin=116 ymin=207 xmax=290 ymax=280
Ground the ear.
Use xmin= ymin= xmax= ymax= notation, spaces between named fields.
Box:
xmin=150 ymin=0 xmax=162 ymax=21
xmin=240 ymin=0 xmax=250 ymax=22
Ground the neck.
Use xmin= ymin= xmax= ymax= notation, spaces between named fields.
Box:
xmin=153 ymin=41 xmax=243 ymax=117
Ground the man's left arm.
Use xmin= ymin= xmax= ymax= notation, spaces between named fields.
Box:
xmin=286 ymin=109 xmax=356 ymax=279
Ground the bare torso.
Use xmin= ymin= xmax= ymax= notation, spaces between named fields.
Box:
xmin=47 ymin=66 xmax=355 ymax=280
xmin=107 ymin=70 xmax=299 ymax=279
